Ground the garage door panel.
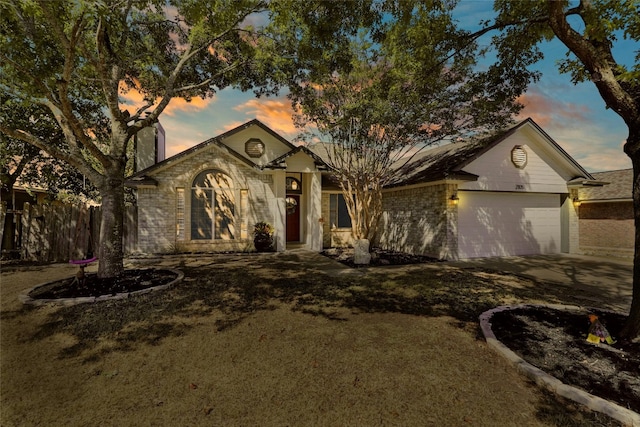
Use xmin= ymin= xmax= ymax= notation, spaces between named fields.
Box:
xmin=458 ymin=192 xmax=560 ymax=258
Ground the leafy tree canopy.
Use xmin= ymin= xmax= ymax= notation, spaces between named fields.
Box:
xmin=0 ymin=0 xmax=277 ymax=277
xmin=276 ymin=0 xmax=536 ymax=240
xmin=0 ymin=102 xmax=97 ymax=202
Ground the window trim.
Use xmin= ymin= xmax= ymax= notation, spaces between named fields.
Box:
xmin=190 ymin=169 xmax=237 ymax=241
xmin=329 ymin=193 xmax=353 ymax=229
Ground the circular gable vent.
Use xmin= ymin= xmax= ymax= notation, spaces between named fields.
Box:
xmin=245 ymin=138 xmax=265 ymax=158
xmin=511 ymin=145 xmax=527 ymax=169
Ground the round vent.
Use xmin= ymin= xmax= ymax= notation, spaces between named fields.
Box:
xmin=245 ymin=138 xmax=265 ymax=158
xmin=511 ymin=145 xmax=527 ymax=169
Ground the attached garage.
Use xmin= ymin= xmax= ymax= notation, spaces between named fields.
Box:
xmin=378 ymin=118 xmax=603 ymax=260
xmin=457 ymin=191 xmax=562 ymax=258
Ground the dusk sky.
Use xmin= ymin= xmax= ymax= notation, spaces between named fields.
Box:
xmin=148 ymin=1 xmax=637 ymax=173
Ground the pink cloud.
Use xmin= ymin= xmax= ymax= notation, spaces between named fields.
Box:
xmin=162 ymin=97 xmax=215 ymax=116
xmin=516 ymin=90 xmax=591 ymax=127
xmin=234 ymin=97 xmax=299 ymax=137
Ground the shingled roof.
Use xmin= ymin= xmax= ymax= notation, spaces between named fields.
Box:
xmin=579 ymin=168 xmax=631 ymax=201
xmin=387 ymin=119 xmax=536 ymax=187
xmin=314 ymin=118 xmax=598 ymax=189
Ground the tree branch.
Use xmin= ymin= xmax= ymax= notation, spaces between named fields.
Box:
xmin=0 ymin=125 xmax=101 ymax=183
xmin=546 ymin=0 xmax=638 ymax=128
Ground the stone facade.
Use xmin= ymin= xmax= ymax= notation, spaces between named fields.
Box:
xmin=136 ymin=146 xmax=276 ymax=253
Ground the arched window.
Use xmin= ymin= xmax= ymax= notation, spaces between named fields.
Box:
xmin=286 ymin=177 xmax=302 ymax=194
xmin=191 ymin=169 xmax=236 ymax=240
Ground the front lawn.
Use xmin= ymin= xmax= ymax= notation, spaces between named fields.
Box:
xmin=0 ymin=253 xmax=627 ymax=426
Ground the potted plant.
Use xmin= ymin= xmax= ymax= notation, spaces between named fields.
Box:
xmin=253 ymin=221 xmax=274 ymax=252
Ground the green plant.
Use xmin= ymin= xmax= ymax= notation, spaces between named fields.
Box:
xmin=253 ymin=221 xmax=274 ymax=252
xmin=253 ymin=221 xmax=274 ymax=237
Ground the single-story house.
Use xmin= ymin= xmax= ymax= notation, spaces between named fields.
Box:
xmin=576 ymin=168 xmax=634 ymax=259
xmin=126 ymin=117 xmax=613 ymax=259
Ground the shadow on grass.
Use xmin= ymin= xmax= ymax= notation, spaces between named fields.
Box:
xmin=22 ymin=252 xmax=627 ymax=426
xmin=29 ymin=253 xmax=616 ymax=362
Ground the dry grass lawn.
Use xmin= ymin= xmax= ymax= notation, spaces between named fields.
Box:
xmin=0 ymin=253 xmax=623 ymax=426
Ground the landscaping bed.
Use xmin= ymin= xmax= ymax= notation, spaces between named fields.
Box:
xmin=27 ymin=269 xmax=180 ymax=299
xmin=490 ymin=306 xmax=640 ymax=414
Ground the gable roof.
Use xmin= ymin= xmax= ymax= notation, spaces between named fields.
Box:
xmin=264 ymin=146 xmax=330 ymax=170
xmin=578 ymin=168 xmax=631 ymax=201
xmin=386 ymin=118 xmax=596 ymax=188
xmin=126 ymin=119 xmax=324 ymax=187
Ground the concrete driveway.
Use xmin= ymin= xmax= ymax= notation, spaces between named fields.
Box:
xmin=447 ymin=254 xmax=634 ymax=312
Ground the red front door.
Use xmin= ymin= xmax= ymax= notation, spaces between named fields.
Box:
xmin=286 ymin=195 xmax=300 ymax=242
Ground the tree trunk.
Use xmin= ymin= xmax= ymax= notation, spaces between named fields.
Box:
xmin=97 ymin=169 xmax=126 ymax=278
xmin=622 ymin=126 xmax=640 ymax=340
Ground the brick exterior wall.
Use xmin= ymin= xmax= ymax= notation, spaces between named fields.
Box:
xmin=376 ymin=183 xmax=457 ymax=259
xmin=136 ymin=147 xmax=276 ymax=253
xmin=577 ymin=201 xmax=634 ymax=258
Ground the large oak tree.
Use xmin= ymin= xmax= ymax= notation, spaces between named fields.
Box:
xmin=485 ymin=0 xmax=639 ymax=340
xmin=0 ymin=0 xmax=277 ymax=278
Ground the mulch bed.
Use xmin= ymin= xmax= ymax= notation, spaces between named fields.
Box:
xmin=28 ymin=269 xmax=179 ymax=299
xmin=322 ymin=247 xmax=441 ymax=267
xmin=490 ymin=306 xmax=640 ymax=413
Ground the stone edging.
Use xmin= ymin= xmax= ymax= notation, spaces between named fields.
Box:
xmin=19 ymin=268 xmax=184 ymax=307
xmin=479 ymin=304 xmax=640 ymax=427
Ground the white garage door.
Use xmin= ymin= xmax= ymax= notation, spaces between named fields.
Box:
xmin=457 ymin=192 xmax=561 ymax=258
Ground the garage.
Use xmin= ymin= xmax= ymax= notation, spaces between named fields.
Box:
xmin=457 ymin=191 xmax=562 ymax=258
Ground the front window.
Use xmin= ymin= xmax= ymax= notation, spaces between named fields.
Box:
xmin=329 ymin=193 xmax=352 ymax=229
xmin=191 ymin=169 xmax=236 ymax=240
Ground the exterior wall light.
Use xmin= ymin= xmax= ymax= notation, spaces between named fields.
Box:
xmin=450 ymin=194 xmax=459 ymax=205
xmin=573 ymin=197 xmax=581 ymax=207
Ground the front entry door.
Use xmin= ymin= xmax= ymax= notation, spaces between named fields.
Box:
xmin=286 ymin=195 xmax=300 ymax=242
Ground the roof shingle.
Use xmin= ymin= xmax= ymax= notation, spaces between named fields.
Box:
xmin=579 ymin=169 xmax=632 ymax=201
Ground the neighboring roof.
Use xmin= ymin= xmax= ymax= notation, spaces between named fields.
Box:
xmin=386 ymin=118 xmax=596 ymax=188
xmin=579 ymin=168 xmax=631 ymax=201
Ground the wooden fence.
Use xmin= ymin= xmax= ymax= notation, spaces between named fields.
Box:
xmin=0 ymin=202 xmax=137 ymax=263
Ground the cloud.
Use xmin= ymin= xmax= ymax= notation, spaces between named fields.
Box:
xmin=515 ymin=88 xmax=631 ymax=172
xmin=516 ymin=90 xmax=591 ymax=127
xmin=234 ymin=97 xmax=299 ymax=137
xmin=119 ymin=84 xmax=215 ymax=117
xmin=162 ymin=97 xmax=215 ymax=116
xmin=558 ymin=132 xmax=630 ymax=172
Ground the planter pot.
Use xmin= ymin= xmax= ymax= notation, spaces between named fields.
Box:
xmin=254 ymin=236 xmax=273 ymax=252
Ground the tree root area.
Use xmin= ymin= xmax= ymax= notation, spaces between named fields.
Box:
xmin=28 ymin=269 xmax=179 ymax=299
xmin=490 ymin=306 xmax=640 ymax=413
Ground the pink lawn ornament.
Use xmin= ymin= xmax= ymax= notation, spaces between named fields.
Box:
xmin=69 ymin=256 xmax=98 ymax=286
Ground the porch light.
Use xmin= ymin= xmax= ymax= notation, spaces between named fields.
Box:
xmin=573 ymin=197 xmax=581 ymax=207
xmin=450 ymin=193 xmax=459 ymax=205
